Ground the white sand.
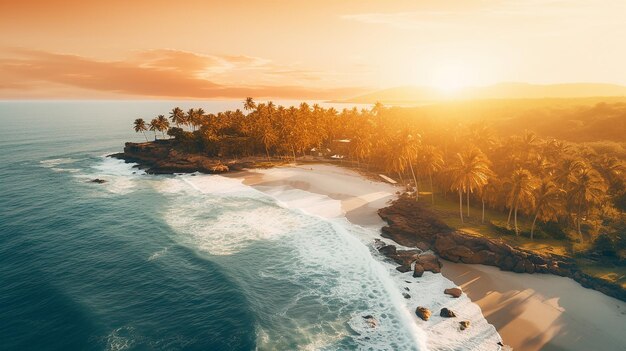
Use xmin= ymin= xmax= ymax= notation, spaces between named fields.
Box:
xmin=442 ymin=262 xmax=626 ymax=351
xmin=239 ymin=164 xmax=398 ymax=228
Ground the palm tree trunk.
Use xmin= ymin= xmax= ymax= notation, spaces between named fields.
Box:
xmin=142 ymin=131 xmax=148 ymax=142
xmin=482 ymin=199 xmax=485 ymax=224
xmin=577 ymin=201 xmax=583 ymax=242
xmin=429 ymin=171 xmax=435 ymax=205
xmin=265 ymin=146 xmax=271 ymax=162
xmin=514 ymin=202 xmax=519 ymax=236
xmin=409 ymin=162 xmax=418 ymax=201
xmin=466 ymin=190 xmax=470 ymax=217
xmin=506 ymin=202 xmax=514 ymax=228
xmin=397 ymin=171 xmax=405 ymax=187
xmin=459 ymin=189 xmax=464 ymax=224
xmin=291 ymin=145 xmax=296 ymax=163
xmin=531 ymin=212 xmax=539 ymax=240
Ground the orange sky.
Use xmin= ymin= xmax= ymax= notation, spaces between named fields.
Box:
xmin=1 ymin=0 xmax=625 ymax=99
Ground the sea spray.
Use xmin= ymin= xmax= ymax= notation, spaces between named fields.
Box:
xmin=156 ymin=174 xmax=422 ymax=350
xmin=79 ymin=158 xmax=502 ymax=350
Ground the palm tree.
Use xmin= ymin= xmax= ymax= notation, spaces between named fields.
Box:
xmin=447 ymin=148 xmax=492 ymax=223
xmin=419 ymin=145 xmax=444 ymax=204
xmin=243 ymin=97 xmax=256 ymax=112
xmin=400 ymin=131 xmax=421 ymax=199
xmin=568 ymin=165 xmax=607 ymax=242
xmin=351 ymin=132 xmax=372 ymax=168
xmin=195 ymin=108 xmax=206 ymax=129
xmin=480 ymin=179 xmax=501 ymax=224
xmin=554 ymin=159 xmax=585 ymax=188
xmin=133 ymin=118 xmax=148 ymax=142
xmin=169 ymin=107 xmax=185 ymax=127
xmin=186 ymin=109 xmax=197 ymax=130
xmin=530 ymin=180 xmax=563 ymax=240
xmin=156 ymin=115 xmax=170 ymax=138
xmin=371 ymin=101 xmax=385 ymax=115
xmin=506 ymin=168 xmax=536 ymax=235
xmin=149 ymin=118 xmax=159 ymax=139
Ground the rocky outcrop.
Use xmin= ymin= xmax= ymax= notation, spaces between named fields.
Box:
xmin=378 ymin=197 xmax=452 ymax=248
xmin=444 ymin=287 xmax=462 ymax=298
xmin=415 ymin=307 xmax=431 ymax=321
xmin=109 ymin=141 xmax=257 ymax=174
xmin=440 ymin=308 xmax=456 ymax=318
xmin=378 ymin=196 xmax=626 ymax=302
xmin=460 ymin=321 xmax=470 ymax=330
xmin=416 ymin=253 xmax=442 ymax=273
xmin=88 ymin=179 xmax=107 ymax=184
xmin=375 ymin=242 xmax=443 ymax=277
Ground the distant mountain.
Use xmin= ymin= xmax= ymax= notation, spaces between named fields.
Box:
xmin=341 ymin=83 xmax=626 ymax=104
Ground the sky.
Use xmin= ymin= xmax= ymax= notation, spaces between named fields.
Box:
xmin=1 ymin=0 xmax=625 ymax=100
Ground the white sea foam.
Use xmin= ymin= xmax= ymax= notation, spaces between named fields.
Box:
xmin=40 ymin=158 xmax=78 ymax=168
xmin=262 ymin=184 xmax=502 ymax=351
xmin=77 ymin=156 xmax=146 ymax=195
xmin=160 ymin=176 xmax=307 ymax=256
xmin=147 ymin=247 xmax=169 ymax=261
xmin=105 ymin=326 xmax=135 ymax=351
xmin=150 ymin=172 xmax=501 ymax=350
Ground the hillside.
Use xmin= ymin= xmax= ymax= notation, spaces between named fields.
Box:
xmin=343 ymin=83 xmax=626 ymax=105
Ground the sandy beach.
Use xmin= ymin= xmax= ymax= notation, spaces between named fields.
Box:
xmin=238 ymin=163 xmax=397 ymax=228
xmin=442 ymin=262 xmax=626 ymax=351
xmin=234 ymin=163 xmax=626 ymax=351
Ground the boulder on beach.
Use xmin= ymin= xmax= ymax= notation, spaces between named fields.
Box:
xmin=378 ymin=244 xmax=397 ymax=257
xmin=362 ymin=315 xmax=378 ymax=328
xmin=415 ymin=306 xmax=431 ymax=321
xmin=211 ymin=163 xmax=229 ymax=173
xmin=416 ymin=253 xmax=442 ymax=273
xmin=440 ymin=308 xmax=456 ymax=318
xmin=89 ymin=178 xmax=107 ymax=184
xmin=444 ymin=287 xmax=462 ymax=298
xmin=460 ymin=320 xmax=470 ymax=330
xmin=402 ymin=292 xmax=411 ymax=299
xmin=396 ymin=264 xmax=411 ymax=273
xmin=413 ymin=263 xmax=424 ymax=277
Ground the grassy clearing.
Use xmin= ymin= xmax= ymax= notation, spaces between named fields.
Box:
xmin=412 ymin=184 xmax=626 ymax=287
xmin=415 ymin=185 xmax=573 ymax=257
xmin=577 ymin=260 xmax=626 ymax=289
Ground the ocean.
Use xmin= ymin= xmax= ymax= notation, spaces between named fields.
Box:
xmin=0 ymin=101 xmax=499 ymax=351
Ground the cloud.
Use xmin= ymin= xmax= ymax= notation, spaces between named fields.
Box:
xmin=0 ymin=48 xmax=366 ymax=99
xmin=341 ymin=0 xmax=626 ymax=31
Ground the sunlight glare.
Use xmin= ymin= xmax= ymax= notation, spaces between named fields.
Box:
xmin=431 ymin=63 xmax=471 ymax=93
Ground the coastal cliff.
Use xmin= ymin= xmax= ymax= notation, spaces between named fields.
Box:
xmin=378 ymin=196 xmax=626 ymax=302
xmin=109 ymin=141 xmax=267 ymax=174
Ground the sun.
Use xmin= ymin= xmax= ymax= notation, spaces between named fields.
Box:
xmin=430 ymin=63 xmax=472 ymax=93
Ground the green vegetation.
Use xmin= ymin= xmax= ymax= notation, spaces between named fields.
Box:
xmin=132 ymin=98 xmax=626 ymax=274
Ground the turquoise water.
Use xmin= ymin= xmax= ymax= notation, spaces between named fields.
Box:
xmin=0 ymin=101 xmax=428 ymax=350
xmin=0 ymin=101 xmax=261 ymax=350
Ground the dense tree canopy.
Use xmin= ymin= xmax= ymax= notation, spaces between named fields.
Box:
xmin=134 ymin=98 xmax=625 ymax=249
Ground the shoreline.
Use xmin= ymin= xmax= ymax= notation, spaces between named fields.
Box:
xmin=229 ymin=164 xmax=504 ymax=350
xmin=108 ymin=145 xmax=626 ymax=350
xmin=227 ymin=163 xmax=626 ymax=351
